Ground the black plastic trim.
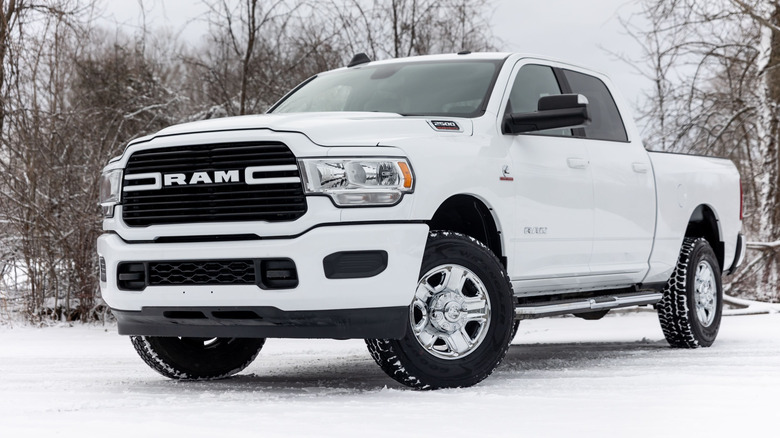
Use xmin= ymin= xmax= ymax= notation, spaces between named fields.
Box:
xmin=113 ymin=306 xmax=409 ymax=339
xmin=727 ymin=233 xmax=744 ymax=275
xmin=99 ymin=257 xmax=107 ymax=282
xmin=323 ymin=251 xmax=388 ymax=279
xmin=116 ymin=258 xmax=298 ymax=291
xmin=347 ymin=52 xmax=371 ymax=67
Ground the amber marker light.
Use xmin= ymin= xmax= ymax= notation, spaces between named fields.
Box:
xmin=398 ymin=162 xmax=413 ymax=189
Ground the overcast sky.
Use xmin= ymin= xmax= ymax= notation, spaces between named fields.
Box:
xmin=102 ymin=0 xmax=651 ymax=124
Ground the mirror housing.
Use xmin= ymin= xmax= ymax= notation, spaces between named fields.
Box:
xmin=504 ymin=94 xmax=590 ymax=134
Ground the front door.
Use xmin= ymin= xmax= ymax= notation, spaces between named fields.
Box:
xmin=502 ymin=62 xmax=595 ymax=294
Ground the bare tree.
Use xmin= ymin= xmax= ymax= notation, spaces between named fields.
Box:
xmin=620 ymin=0 xmax=780 ymax=301
xmin=325 ymin=0 xmax=496 ymax=60
xmin=183 ymin=0 xmax=497 ymax=119
xmin=1 ymin=0 xmax=96 ymax=320
xmin=184 ymin=0 xmax=305 ymax=117
xmin=1 ymin=0 xmax=184 ymax=321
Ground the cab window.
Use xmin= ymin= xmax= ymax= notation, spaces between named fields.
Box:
xmin=506 ymin=64 xmax=570 ymax=136
xmin=562 ymin=70 xmax=628 ymax=142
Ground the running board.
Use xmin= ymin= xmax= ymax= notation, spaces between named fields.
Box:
xmin=515 ymin=292 xmax=663 ymax=320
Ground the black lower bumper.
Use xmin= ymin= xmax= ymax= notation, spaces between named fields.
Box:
xmin=112 ymin=305 xmax=409 ymax=339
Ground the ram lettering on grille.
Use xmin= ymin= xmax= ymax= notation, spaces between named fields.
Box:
xmin=124 ymin=166 xmax=300 ymax=190
xmin=121 ymin=142 xmax=307 ymax=226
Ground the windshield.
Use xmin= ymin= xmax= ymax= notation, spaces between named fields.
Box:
xmin=270 ymin=59 xmax=504 ymax=117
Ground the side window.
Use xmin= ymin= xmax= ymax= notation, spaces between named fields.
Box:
xmin=506 ymin=64 xmax=570 ymax=136
xmin=562 ymin=70 xmax=628 ymax=142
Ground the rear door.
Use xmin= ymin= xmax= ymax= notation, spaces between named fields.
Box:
xmin=560 ymin=69 xmax=656 ymax=286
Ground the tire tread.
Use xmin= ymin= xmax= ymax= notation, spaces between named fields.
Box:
xmin=657 ymin=237 xmax=721 ymax=348
xmin=130 ymin=336 xmax=264 ymax=380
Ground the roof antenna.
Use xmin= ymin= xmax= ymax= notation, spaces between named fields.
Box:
xmin=348 ymin=53 xmax=371 ymax=67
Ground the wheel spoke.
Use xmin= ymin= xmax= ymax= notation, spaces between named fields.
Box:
xmin=417 ymin=328 xmax=437 ymax=349
xmin=465 ymin=313 xmax=488 ymax=325
xmin=415 ymin=282 xmax=435 ymax=301
xmin=443 ymin=329 xmax=473 ymax=356
xmin=462 ymin=295 xmax=487 ymax=312
xmin=443 ymin=266 xmax=468 ymax=293
xmin=411 ymin=303 xmax=427 ymax=333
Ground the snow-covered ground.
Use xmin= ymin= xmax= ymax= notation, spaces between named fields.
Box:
xmin=1 ymin=312 xmax=778 ymax=437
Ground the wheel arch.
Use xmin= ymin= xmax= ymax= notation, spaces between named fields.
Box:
xmin=427 ymin=194 xmax=505 ymax=267
xmin=684 ymin=204 xmax=724 ymax=272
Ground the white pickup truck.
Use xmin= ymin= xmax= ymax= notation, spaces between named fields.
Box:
xmin=98 ymin=52 xmax=744 ymax=389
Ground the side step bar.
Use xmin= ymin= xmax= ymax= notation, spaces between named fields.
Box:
xmin=515 ymin=292 xmax=663 ymax=320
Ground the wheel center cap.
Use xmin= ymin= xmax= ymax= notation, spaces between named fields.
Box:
xmin=444 ymin=302 xmax=462 ymax=322
xmin=430 ymin=292 xmax=465 ymax=333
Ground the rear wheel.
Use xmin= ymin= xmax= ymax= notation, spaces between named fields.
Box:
xmin=130 ymin=336 xmax=265 ymax=380
xmin=657 ymin=237 xmax=723 ymax=348
xmin=367 ymin=231 xmax=514 ymax=389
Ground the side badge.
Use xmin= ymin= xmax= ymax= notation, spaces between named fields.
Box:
xmin=500 ymin=165 xmax=513 ymax=181
xmin=428 ymin=120 xmax=461 ymax=132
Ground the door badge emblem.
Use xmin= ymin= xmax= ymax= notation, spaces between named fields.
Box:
xmin=500 ymin=165 xmax=513 ymax=181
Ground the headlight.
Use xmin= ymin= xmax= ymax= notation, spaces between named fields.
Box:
xmin=99 ymin=169 xmax=123 ymax=217
xmin=299 ymin=158 xmax=414 ymax=206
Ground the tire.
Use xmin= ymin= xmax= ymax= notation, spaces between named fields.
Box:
xmin=366 ymin=231 xmax=515 ymax=389
xmin=657 ymin=237 xmax=723 ymax=348
xmin=511 ymin=320 xmax=521 ymax=341
xmin=130 ymin=336 xmax=265 ymax=380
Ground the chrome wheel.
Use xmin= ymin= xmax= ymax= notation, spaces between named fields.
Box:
xmin=694 ymin=260 xmax=717 ymax=327
xmin=367 ymin=232 xmax=514 ymax=388
xmin=410 ymin=264 xmax=491 ymax=360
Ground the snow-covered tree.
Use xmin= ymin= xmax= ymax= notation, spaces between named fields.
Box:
xmin=1 ymin=0 xmax=184 ymax=321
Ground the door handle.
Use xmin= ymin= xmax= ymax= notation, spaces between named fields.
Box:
xmin=632 ymin=162 xmax=649 ymax=174
xmin=567 ymin=157 xmax=589 ymax=169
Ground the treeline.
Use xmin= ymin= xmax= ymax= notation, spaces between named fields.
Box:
xmin=622 ymin=0 xmax=780 ymax=302
xmin=0 ymin=0 xmax=495 ymax=322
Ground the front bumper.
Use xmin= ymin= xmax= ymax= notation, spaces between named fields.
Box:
xmin=98 ymin=223 xmax=428 ymax=338
xmin=112 ymin=306 xmax=409 ymax=339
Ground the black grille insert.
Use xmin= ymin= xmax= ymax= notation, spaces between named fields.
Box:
xmin=116 ymin=259 xmax=298 ymax=291
xmin=122 ymin=142 xmax=306 ymax=226
xmin=150 ymin=260 xmax=256 ymax=286
xmin=99 ymin=257 xmax=107 ymax=282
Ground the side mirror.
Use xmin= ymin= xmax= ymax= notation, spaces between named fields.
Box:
xmin=504 ymin=94 xmax=590 ymax=134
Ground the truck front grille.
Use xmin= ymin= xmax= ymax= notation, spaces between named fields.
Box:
xmin=122 ymin=142 xmax=306 ymax=226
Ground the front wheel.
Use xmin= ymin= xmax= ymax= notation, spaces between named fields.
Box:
xmin=130 ymin=336 xmax=265 ymax=380
xmin=367 ymin=231 xmax=515 ymax=389
xmin=657 ymin=237 xmax=723 ymax=348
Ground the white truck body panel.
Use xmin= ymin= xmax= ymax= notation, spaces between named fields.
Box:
xmin=644 ymin=152 xmax=742 ymax=283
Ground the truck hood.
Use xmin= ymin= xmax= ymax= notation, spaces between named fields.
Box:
xmin=148 ymin=112 xmax=473 ymax=146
